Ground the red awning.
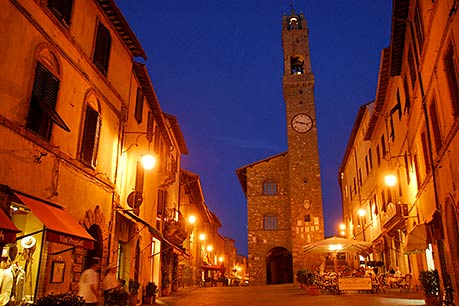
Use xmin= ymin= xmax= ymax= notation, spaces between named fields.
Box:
xmin=0 ymin=209 xmax=20 ymax=244
xmin=14 ymin=193 xmax=94 ymax=249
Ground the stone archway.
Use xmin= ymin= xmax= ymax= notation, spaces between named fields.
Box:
xmin=81 ymin=205 xmax=107 ymax=268
xmin=266 ymin=247 xmax=293 ymax=285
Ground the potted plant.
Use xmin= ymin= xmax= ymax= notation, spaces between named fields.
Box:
xmin=419 ymin=270 xmax=440 ymax=306
xmin=142 ymin=282 xmax=158 ymax=304
xmin=128 ymin=279 xmax=140 ymax=306
xmin=105 ymin=287 xmax=130 ymax=306
xmin=296 ymin=269 xmax=308 ymax=288
xmin=296 ymin=269 xmax=319 ymax=295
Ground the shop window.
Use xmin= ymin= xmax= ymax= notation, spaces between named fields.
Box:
xmin=134 ymin=87 xmax=143 ymax=124
xmin=80 ymin=106 xmax=101 ymax=168
xmin=26 ymin=62 xmax=70 ymax=140
xmin=93 ymin=22 xmax=111 ymax=74
xmin=117 ymin=241 xmax=126 ymax=279
xmin=263 ymin=180 xmax=278 ymax=195
xmin=48 ymin=0 xmax=73 ymax=27
xmin=264 ymin=214 xmax=278 ymax=230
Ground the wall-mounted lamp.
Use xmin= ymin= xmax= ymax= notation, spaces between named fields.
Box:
xmin=384 ymin=174 xmax=397 ymax=187
xmin=188 ymin=215 xmax=197 ymax=224
xmin=141 ymin=153 xmax=156 ymax=170
xmin=124 ymin=131 xmax=157 ymax=170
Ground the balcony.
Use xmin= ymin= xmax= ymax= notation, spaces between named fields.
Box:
xmin=164 ymin=208 xmax=188 ymax=246
xmin=382 ymin=203 xmax=408 ymax=229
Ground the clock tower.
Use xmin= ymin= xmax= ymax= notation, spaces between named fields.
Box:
xmin=236 ymin=9 xmax=324 ymax=286
xmin=282 ymin=11 xmax=324 ymax=273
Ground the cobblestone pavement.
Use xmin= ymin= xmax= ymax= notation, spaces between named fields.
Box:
xmin=154 ymin=284 xmax=426 ymax=306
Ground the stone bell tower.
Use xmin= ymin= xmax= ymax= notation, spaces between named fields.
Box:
xmin=282 ymin=10 xmax=325 ymax=273
xmin=236 ymin=9 xmax=324 ymax=286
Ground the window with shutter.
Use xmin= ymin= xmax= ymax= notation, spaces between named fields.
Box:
xmin=444 ymin=42 xmax=459 ymax=115
xmin=80 ymin=106 xmax=101 ymax=167
xmin=27 ymin=62 xmax=70 ymax=140
xmin=146 ymin=111 xmax=154 ymax=142
xmin=134 ymin=87 xmax=143 ymax=123
xmin=48 ymin=0 xmax=74 ymax=27
xmin=93 ymin=23 xmax=111 ymax=74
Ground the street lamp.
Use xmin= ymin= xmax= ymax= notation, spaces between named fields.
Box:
xmin=384 ymin=173 xmax=397 ymax=187
xmin=339 ymin=223 xmax=346 ymax=237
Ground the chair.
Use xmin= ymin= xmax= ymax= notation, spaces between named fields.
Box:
xmin=399 ymin=274 xmax=413 ymax=292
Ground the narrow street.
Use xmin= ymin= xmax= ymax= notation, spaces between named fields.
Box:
xmin=156 ymin=284 xmax=426 ymax=306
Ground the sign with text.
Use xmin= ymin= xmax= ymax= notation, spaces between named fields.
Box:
xmin=46 ymin=231 xmax=94 ymax=249
xmin=338 ymin=277 xmax=372 ymax=291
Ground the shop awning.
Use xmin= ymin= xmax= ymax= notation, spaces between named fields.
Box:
xmin=124 ymin=211 xmax=163 ymax=240
xmin=405 ymin=223 xmax=429 ymax=254
xmin=14 ymin=193 xmax=94 ymax=249
xmin=0 ymin=209 xmax=20 ymax=244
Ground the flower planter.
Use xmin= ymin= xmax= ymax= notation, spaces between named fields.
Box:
xmin=424 ymin=295 xmax=440 ymax=306
xmin=306 ymin=286 xmax=320 ymax=296
xmin=142 ymin=296 xmax=156 ymax=304
xmin=162 ymin=286 xmax=171 ymax=296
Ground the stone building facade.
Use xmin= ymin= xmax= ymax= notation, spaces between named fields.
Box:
xmin=237 ymin=10 xmax=324 ymax=286
xmin=339 ymin=0 xmax=459 ymax=302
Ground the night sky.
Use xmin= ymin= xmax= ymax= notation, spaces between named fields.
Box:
xmin=117 ymin=1 xmax=393 ymax=256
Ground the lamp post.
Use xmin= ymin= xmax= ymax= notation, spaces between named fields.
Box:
xmin=186 ymin=215 xmax=196 ymax=286
xmin=358 ymin=208 xmax=366 ymax=241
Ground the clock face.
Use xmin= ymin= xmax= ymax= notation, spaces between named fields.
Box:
xmin=291 ymin=113 xmax=313 ymax=133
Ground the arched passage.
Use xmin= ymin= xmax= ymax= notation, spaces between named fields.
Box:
xmin=266 ymin=247 xmax=293 ymax=284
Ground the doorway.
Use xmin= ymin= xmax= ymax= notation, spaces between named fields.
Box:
xmin=266 ymin=247 xmax=293 ymax=284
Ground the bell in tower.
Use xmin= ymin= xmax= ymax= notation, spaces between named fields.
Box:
xmin=290 ymin=55 xmax=304 ymax=75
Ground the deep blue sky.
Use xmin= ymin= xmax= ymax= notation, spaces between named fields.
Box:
xmin=117 ymin=1 xmax=393 ymax=256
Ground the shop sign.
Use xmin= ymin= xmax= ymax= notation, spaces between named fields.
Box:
xmin=46 ymin=231 xmax=94 ymax=249
xmin=0 ymin=230 xmax=17 ymax=244
xmin=338 ymin=277 xmax=372 ymax=291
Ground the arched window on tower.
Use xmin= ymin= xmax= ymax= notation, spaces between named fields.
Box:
xmin=263 ymin=180 xmax=278 ymax=195
xmin=288 ymin=16 xmax=303 ymax=30
xmin=264 ymin=214 xmax=278 ymax=230
xmin=291 ymin=55 xmax=304 ymax=75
